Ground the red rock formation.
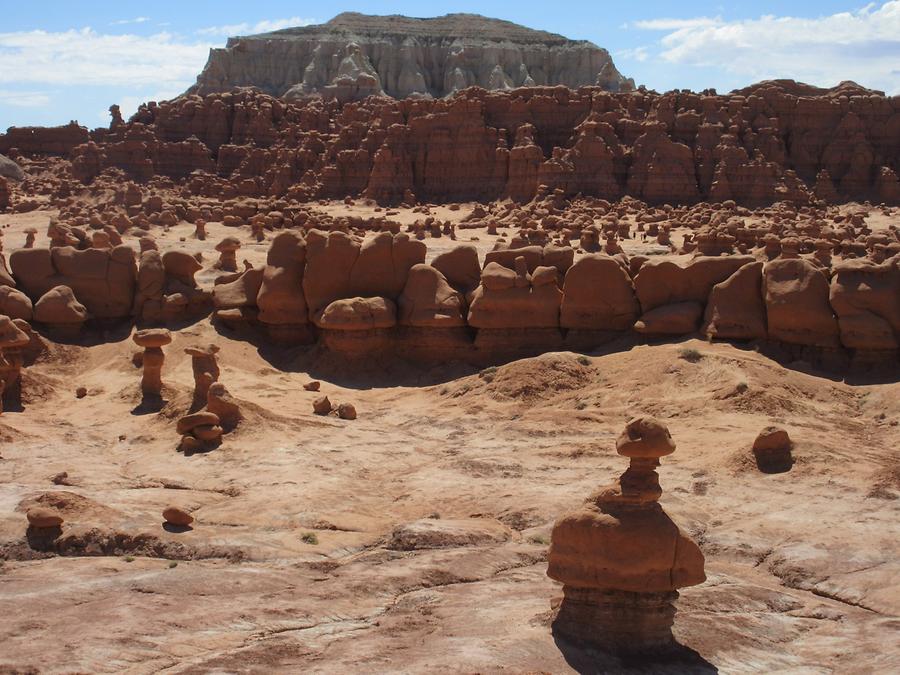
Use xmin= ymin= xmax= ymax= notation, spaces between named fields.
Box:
xmin=829 ymin=260 xmax=900 ymax=352
xmin=764 ymin=258 xmax=840 ymax=347
xmin=0 ymin=123 xmax=89 ymax=156
xmin=560 ymin=254 xmax=638 ymax=331
xmin=18 ymin=82 xmax=891 ymax=206
xmin=0 ymin=177 xmax=10 ymax=211
xmin=9 ymin=246 xmax=136 ymax=319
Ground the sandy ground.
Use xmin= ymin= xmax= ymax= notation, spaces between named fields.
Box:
xmin=0 ymin=205 xmax=899 ymax=673
xmin=1 ymin=325 xmax=899 ymax=672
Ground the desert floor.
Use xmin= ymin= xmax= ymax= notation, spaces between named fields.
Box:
xmin=0 ymin=206 xmax=898 ymax=673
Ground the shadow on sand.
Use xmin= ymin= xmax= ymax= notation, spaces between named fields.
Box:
xmin=552 ymin=630 xmax=718 ymax=674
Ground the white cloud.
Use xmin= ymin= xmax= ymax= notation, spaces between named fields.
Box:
xmin=0 ymin=28 xmax=212 ymax=89
xmin=633 ymin=18 xmax=720 ymax=31
xmin=111 ymin=17 xmax=150 ymax=26
xmin=633 ymin=1 xmax=900 ymax=94
xmin=197 ymin=16 xmax=316 ymax=37
xmin=0 ymin=89 xmax=52 ymax=107
xmin=616 ymin=47 xmax=650 ymax=63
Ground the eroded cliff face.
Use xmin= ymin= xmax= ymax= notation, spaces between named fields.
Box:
xmin=188 ymin=12 xmax=634 ymax=102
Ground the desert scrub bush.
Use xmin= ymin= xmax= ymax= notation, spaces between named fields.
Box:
xmin=577 ymin=355 xmax=591 ymax=366
xmin=528 ymin=534 xmax=550 ymax=545
xmin=301 ymin=532 xmax=319 ymax=545
xmin=678 ymin=348 xmax=703 ymax=363
xmin=479 ymin=366 xmax=498 ymax=382
xmin=735 ymin=381 xmax=749 ymax=394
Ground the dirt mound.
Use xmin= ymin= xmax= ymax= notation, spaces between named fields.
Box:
xmin=462 ymin=352 xmax=596 ymax=403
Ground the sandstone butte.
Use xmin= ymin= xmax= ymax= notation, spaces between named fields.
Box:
xmin=0 ymin=11 xmax=898 ymax=675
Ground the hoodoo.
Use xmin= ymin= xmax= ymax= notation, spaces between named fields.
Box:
xmin=547 ymin=417 xmax=706 ymax=652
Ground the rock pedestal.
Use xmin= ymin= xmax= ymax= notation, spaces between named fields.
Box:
xmin=215 ymin=236 xmax=241 ymax=272
xmin=547 ymin=416 xmax=705 ymax=653
xmin=133 ymin=329 xmax=172 ymax=397
xmin=184 ymin=343 xmax=220 ymax=408
xmin=0 ymin=316 xmax=30 ymax=413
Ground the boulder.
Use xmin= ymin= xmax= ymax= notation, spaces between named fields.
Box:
xmin=468 ymin=261 xmax=561 ymax=329
xmin=162 ymin=506 xmax=194 ymax=527
xmin=560 ymin=254 xmax=639 ymax=331
xmin=829 ymin=260 xmax=900 ymax=351
xmin=206 ymin=382 xmax=242 ymax=431
xmin=764 ymin=258 xmax=839 ymax=347
xmin=213 ymin=266 xmax=264 ymax=311
xmin=703 ymin=261 xmax=767 ymax=340
xmin=398 ymin=264 xmax=465 ymax=327
xmin=0 ymin=285 xmax=33 ymax=321
xmin=256 ymin=232 xmax=308 ymax=325
xmin=337 ymin=402 xmax=357 ymax=420
xmin=176 ymin=411 xmax=221 ymax=435
xmin=431 ymin=245 xmax=481 ymax=294
xmin=34 ymin=286 xmax=88 ymax=327
xmin=0 ymin=153 xmax=24 ymax=181
xmin=316 ymin=296 xmax=397 ymax=330
xmin=634 ymin=301 xmax=703 ymax=335
xmin=752 ymin=426 xmax=794 ymax=473
xmin=162 ymin=251 xmax=202 ymax=287
xmin=303 ymin=229 xmax=424 ymax=320
xmin=634 ymin=256 xmax=755 ymax=313
xmin=313 ymin=396 xmax=333 ymax=415
xmin=26 ymin=507 xmax=64 ymax=529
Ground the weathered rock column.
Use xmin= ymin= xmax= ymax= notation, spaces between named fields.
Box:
xmin=184 ymin=343 xmax=220 ymax=408
xmin=0 ymin=316 xmax=30 ymax=414
xmin=133 ymin=329 xmax=172 ymax=398
xmin=547 ymin=416 xmax=705 ymax=653
xmin=214 ymin=236 xmax=241 ymax=272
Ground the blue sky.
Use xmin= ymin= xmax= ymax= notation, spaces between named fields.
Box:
xmin=2 ymin=1 xmax=899 ymax=130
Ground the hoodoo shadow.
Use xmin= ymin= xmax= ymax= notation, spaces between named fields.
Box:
xmin=552 ymin=632 xmax=719 ymax=675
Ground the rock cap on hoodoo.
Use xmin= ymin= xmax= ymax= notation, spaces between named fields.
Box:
xmin=133 ymin=328 xmax=172 ymax=349
xmin=616 ymin=416 xmax=676 ymax=459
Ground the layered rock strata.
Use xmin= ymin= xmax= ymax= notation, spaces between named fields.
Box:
xmin=189 ymin=13 xmax=634 ymax=102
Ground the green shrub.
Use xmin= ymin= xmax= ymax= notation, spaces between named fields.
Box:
xmin=678 ymin=348 xmax=703 ymax=363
